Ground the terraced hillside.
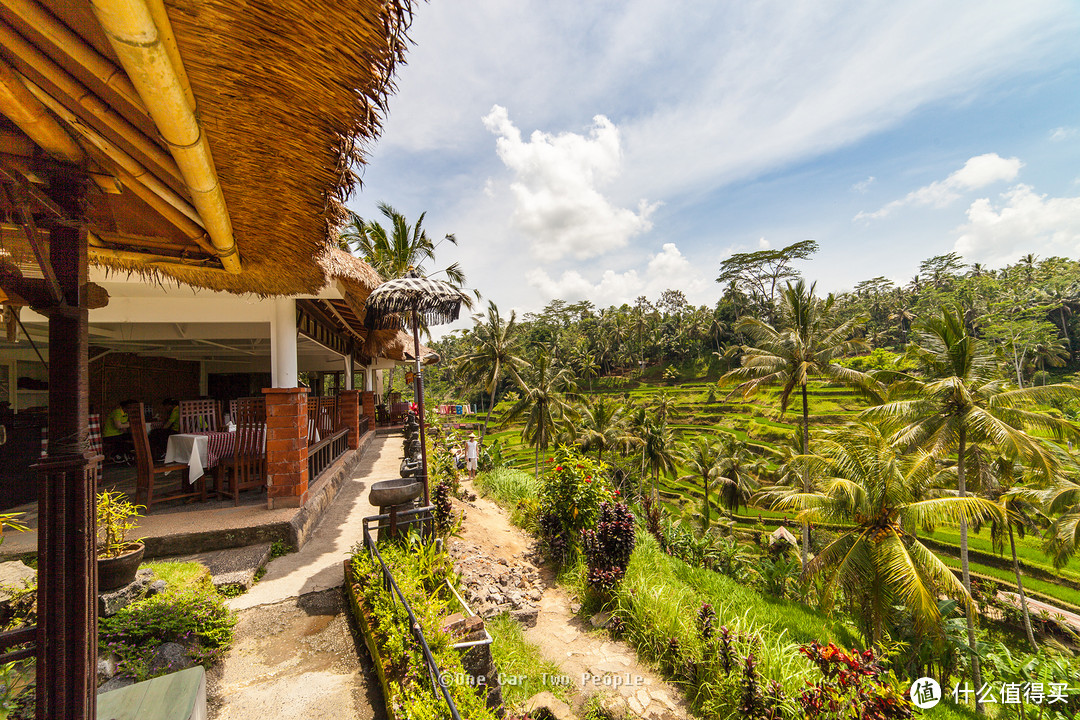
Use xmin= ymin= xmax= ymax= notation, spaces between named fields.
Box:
xmin=482 ymin=376 xmax=868 ymax=504
xmin=473 ymin=374 xmax=1080 ymax=610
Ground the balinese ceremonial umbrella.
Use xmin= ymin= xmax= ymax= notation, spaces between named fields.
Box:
xmin=364 ymin=268 xmax=466 ymax=504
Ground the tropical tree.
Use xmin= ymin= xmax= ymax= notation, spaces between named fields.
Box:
xmin=1039 ymin=472 xmax=1080 ymax=570
xmin=639 ymin=415 xmax=677 ymax=492
xmin=341 ymin=202 xmax=466 ymax=286
xmin=501 ymin=349 xmax=577 ymax=478
xmin=715 ymin=437 xmax=764 ymax=516
xmin=863 ymin=305 xmax=1080 ymax=708
xmin=454 ymin=301 xmax=528 ymax=444
xmin=576 ymin=395 xmax=626 ymax=463
xmin=723 ymin=279 xmax=873 ymax=566
xmin=762 ymin=421 xmax=1004 ymax=649
xmin=677 ymin=436 xmax=724 ymax=529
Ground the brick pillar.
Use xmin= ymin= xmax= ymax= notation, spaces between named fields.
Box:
xmin=362 ymin=391 xmax=375 ymax=424
xmin=338 ymin=389 xmax=360 ymax=449
xmin=263 ymin=387 xmax=308 ymax=509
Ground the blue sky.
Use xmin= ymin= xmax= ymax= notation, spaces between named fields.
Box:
xmin=346 ymin=0 xmax=1080 ymax=335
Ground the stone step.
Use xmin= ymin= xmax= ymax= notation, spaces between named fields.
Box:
xmin=174 ymin=542 xmax=272 ymax=593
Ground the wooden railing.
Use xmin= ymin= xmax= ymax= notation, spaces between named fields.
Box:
xmin=308 ymin=427 xmax=349 ymax=481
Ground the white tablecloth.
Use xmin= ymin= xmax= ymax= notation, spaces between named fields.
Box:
xmin=165 ymin=433 xmax=209 ymax=484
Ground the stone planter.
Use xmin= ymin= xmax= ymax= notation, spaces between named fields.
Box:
xmin=97 ymin=542 xmax=145 ymax=592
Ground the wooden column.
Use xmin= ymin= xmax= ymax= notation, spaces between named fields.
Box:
xmin=36 ymin=221 xmax=95 ymax=720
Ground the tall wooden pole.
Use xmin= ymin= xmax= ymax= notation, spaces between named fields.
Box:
xmin=411 ymin=305 xmax=430 ymax=506
xmin=35 ymin=184 xmax=95 ymax=719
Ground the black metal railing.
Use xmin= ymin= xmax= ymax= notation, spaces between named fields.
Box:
xmin=359 ymin=507 xmax=463 ymax=720
xmin=307 ymin=427 xmax=349 ymax=481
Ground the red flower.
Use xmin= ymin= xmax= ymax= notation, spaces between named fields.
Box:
xmin=556 ymin=465 xmax=563 ymax=471
xmin=585 ymin=478 xmax=591 ymax=483
xmin=614 ymin=490 xmax=620 ymax=495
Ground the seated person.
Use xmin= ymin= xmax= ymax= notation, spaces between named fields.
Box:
xmin=103 ymin=399 xmax=136 ymax=463
xmin=149 ymin=397 xmax=180 ymax=458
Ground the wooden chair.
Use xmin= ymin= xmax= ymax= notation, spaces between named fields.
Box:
xmin=129 ymin=403 xmax=202 ymax=510
xmin=317 ymin=396 xmax=338 ymax=437
xmin=216 ymin=396 xmax=267 ymax=505
xmin=179 ymin=399 xmax=220 ymax=433
xmin=306 ymin=396 xmax=320 ymax=443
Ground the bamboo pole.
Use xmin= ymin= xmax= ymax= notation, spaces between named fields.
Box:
xmin=0 ymin=0 xmax=147 ymax=115
xmin=91 ymin=229 xmax=201 ymax=253
xmin=24 ymin=79 xmax=208 ymax=240
xmin=87 ymin=240 xmax=222 ymax=270
xmin=90 ymin=0 xmax=242 ymax=274
xmin=0 ymin=19 xmax=179 ymax=181
xmin=0 ymin=58 xmax=83 ymax=163
xmin=144 ymin=0 xmax=194 ymax=109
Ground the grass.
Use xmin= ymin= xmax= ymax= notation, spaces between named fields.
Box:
xmin=485 ymin=613 xmax=571 ymax=708
xmin=143 ymin=561 xmax=209 ymax=595
xmin=604 ymin=531 xmax=862 ymax=717
xmin=925 ymin=526 xmax=1080 ymax=585
xmin=475 ymin=467 xmax=539 ymax=506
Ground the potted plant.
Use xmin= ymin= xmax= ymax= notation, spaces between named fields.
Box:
xmin=96 ymin=490 xmax=145 ymax=591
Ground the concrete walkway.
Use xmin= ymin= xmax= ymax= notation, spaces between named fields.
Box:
xmin=226 ymin=436 xmax=397 ymax=610
xmin=208 ymin=435 xmax=400 ymax=720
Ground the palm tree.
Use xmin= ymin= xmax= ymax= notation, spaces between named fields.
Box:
xmin=717 ymin=437 xmax=766 ymax=516
xmin=863 ymin=305 xmax=1080 ymax=708
xmin=576 ymin=395 xmax=626 ymax=463
xmin=677 ymin=436 xmax=724 ymax=529
xmin=1039 ymin=473 xmax=1080 ymax=570
xmin=723 ymin=279 xmax=873 ymax=566
xmin=762 ymin=421 xmax=1004 ymax=649
xmin=501 ymin=349 xmax=577 ymax=478
xmin=652 ymin=390 xmax=678 ymax=425
xmin=454 ymin=302 xmax=528 ymax=444
xmin=639 ymin=415 xmax=677 ymax=493
xmin=341 ymin=202 xmax=466 ymax=286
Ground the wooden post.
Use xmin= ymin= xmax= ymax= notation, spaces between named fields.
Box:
xmin=36 ymin=219 xmax=96 ymax=720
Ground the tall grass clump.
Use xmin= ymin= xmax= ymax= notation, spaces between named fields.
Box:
xmin=604 ymin=530 xmax=861 ymax=716
xmin=486 ymin=613 xmax=570 ymax=708
xmin=475 ymin=467 xmax=540 ymax=531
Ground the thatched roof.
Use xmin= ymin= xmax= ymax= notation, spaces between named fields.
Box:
xmin=0 ymin=0 xmax=414 ymax=296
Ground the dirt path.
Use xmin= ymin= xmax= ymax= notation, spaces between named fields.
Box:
xmin=997 ymin=591 xmax=1080 ymax=635
xmin=208 ymin=588 xmax=385 ymax=720
xmin=458 ymin=481 xmax=691 ymax=720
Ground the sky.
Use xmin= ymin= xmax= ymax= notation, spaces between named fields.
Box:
xmin=345 ymin=0 xmax=1080 ymax=337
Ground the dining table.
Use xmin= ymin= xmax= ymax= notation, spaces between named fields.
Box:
xmin=164 ymin=430 xmax=238 ymax=484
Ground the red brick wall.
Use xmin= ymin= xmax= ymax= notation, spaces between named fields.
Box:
xmin=263 ymin=387 xmax=308 ymax=508
xmin=338 ymin=390 xmax=360 ymax=449
xmin=361 ymin=391 xmax=375 ymax=423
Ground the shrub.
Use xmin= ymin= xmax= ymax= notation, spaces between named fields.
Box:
xmin=582 ymin=501 xmax=636 ymax=591
xmin=537 ymin=448 xmax=610 ymax=564
xmin=797 ymin=642 xmax=911 ymax=720
xmin=99 ymin=572 xmax=236 ymax=682
xmin=348 ymin=539 xmax=497 ymax=719
xmin=432 ymin=480 xmax=454 ymax=530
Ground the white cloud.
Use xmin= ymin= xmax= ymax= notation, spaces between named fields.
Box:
xmin=1050 ymin=126 xmax=1078 ymax=142
xmin=756 ymin=237 xmax=770 ymax=250
xmin=482 ymin=105 xmax=658 ymax=261
xmin=379 ymin=1 xmax=1078 ymax=202
xmin=855 ymin=153 xmax=1023 ymax=220
xmin=852 ymin=176 xmax=876 ymax=193
xmin=954 ymin=184 xmax=1080 ymax=266
xmin=525 ymin=242 xmax=707 ymax=306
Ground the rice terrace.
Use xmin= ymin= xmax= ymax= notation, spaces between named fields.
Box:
xmin=2 ymin=3 xmax=1080 ymax=720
